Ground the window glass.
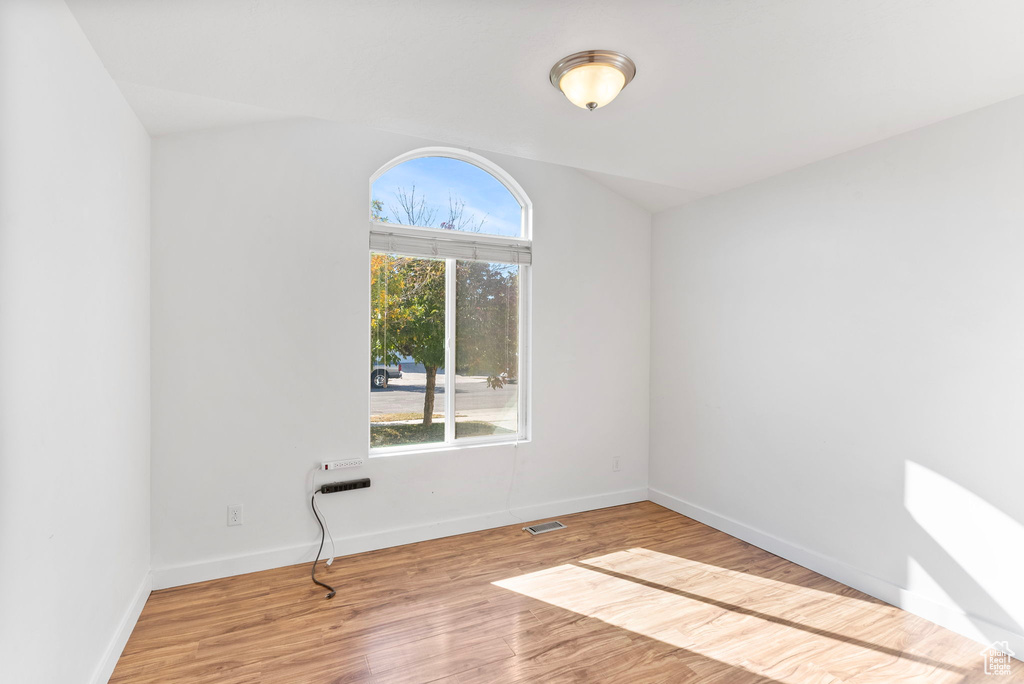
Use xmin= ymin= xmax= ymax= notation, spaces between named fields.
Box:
xmin=371 ymin=156 xmax=523 ymax=238
xmin=369 ymin=150 xmax=528 ymax=453
xmin=455 ymin=261 xmax=519 ymax=438
xmin=370 ymin=253 xmax=446 ymax=449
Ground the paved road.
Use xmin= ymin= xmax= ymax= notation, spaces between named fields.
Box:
xmin=371 ymin=371 xmax=517 ymax=425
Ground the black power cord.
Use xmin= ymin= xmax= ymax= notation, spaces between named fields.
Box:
xmin=310 ymin=492 xmax=336 ymax=599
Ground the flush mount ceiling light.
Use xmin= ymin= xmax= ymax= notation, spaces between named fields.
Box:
xmin=549 ymin=50 xmax=636 ymax=111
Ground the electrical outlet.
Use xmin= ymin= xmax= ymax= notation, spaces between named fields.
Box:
xmin=612 ymin=457 xmax=621 ymax=472
xmin=227 ymin=504 xmax=243 ymax=526
xmin=323 ymin=458 xmax=364 ymax=470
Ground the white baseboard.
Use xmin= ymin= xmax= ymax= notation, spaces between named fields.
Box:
xmin=152 ymin=487 xmax=648 ymax=590
xmin=648 ymin=487 xmax=1024 ymax=659
xmin=91 ymin=570 xmax=152 ymax=684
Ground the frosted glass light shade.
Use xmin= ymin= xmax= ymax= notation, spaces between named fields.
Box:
xmin=549 ymin=50 xmax=636 ymax=111
xmin=558 ymin=64 xmax=627 ymax=110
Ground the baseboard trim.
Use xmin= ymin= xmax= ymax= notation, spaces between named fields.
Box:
xmin=648 ymin=487 xmax=1024 ymax=658
xmin=152 ymin=487 xmax=648 ymax=590
xmin=91 ymin=570 xmax=152 ymax=684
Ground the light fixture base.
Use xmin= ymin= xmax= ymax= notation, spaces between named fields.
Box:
xmin=549 ymin=50 xmax=637 ymax=90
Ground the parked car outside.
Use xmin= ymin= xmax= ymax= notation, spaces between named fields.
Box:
xmin=371 ymin=364 xmax=402 ymax=389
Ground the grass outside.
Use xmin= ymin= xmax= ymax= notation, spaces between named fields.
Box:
xmin=371 ymin=421 xmax=513 ymax=448
xmin=371 ymin=412 xmax=443 ymax=422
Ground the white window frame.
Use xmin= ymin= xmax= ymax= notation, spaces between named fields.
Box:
xmin=368 ymin=147 xmax=532 ymax=456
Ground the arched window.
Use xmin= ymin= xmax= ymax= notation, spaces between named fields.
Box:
xmin=369 ymin=148 xmax=531 ymax=453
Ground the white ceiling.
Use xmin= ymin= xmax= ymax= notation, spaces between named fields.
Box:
xmin=115 ymin=82 xmax=294 ymax=137
xmin=68 ymin=0 xmax=1024 ymax=211
xmin=580 ymin=170 xmax=705 ymax=214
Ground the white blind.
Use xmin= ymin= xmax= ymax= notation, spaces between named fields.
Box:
xmin=369 ymin=229 xmax=532 ymax=265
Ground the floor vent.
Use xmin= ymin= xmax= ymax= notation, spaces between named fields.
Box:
xmin=523 ymin=521 xmax=566 ymax=535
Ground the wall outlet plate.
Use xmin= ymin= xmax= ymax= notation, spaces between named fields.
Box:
xmin=227 ymin=503 xmax=243 ymax=526
xmin=323 ymin=458 xmax=364 ymax=470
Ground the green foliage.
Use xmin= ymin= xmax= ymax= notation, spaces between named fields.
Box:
xmin=456 ymin=261 xmax=519 ymax=386
xmin=370 ymin=199 xmax=389 ymax=223
xmin=370 ymin=253 xmax=402 ymax=368
xmin=370 ymin=254 xmax=445 ymax=371
xmin=371 ymin=252 xmax=446 ymax=424
xmin=390 ymin=257 xmax=446 ymax=368
xmin=372 ymin=256 xmax=519 ymax=391
xmin=370 ymin=188 xmax=518 ymax=431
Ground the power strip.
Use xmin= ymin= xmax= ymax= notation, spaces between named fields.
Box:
xmin=322 ymin=458 xmax=364 ymax=470
xmin=321 ymin=478 xmax=371 ymax=494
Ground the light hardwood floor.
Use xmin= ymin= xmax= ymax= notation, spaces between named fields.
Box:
xmin=111 ymin=502 xmax=1022 ymax=683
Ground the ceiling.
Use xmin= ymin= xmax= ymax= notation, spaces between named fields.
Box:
xmin=67 ymin=0 xmax=1024 ymax=212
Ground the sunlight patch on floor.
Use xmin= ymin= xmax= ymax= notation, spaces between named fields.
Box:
xmin=494 ymin=548 xmax=971 ymax=683
xmin=583 ymin=547 xmax=875 ymax=607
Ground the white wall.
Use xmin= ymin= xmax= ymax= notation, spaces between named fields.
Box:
xmin=150 ymin=119 xmax=650 ymax=586
xmin=0 ymin=2 xmax=151 ymax=683
xmin=650 ymin=94 xmax=1024 ymax=652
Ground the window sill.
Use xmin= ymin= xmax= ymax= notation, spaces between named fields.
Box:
xmin=369 ymin=435 xmax=529 ymax=458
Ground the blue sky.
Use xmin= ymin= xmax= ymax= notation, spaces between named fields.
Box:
xmin=372 ymin=157 xmax=522 ymax=237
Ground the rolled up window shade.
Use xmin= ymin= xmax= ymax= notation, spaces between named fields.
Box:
xmin=370 ymin=229 xmax=531 ymax=265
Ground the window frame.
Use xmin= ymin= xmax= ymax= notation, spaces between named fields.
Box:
xmin=368 ymin=148 xmax=532 ymax=456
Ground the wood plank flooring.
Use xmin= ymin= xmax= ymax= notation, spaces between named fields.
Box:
xmin=111 ymin=502 xmax=1022 ymax=683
